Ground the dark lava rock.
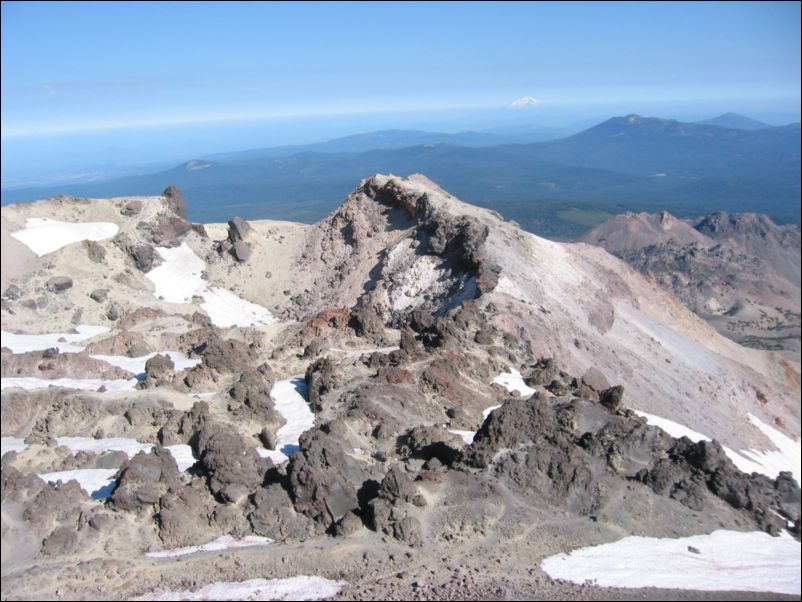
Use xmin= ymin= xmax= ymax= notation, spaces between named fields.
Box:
xmin=366 ymin=464 xmax=423 ymax=547
xmin=349 ymin=305 xmax=386 ymax=340
xmin=129 ymin=244 xmax=156 ymax=272
xmin=121 ymin=200 xmax=143 ymax=216
xmin=227 ymin=217 xmax=253 ymax=244
xmin=578 ymin=367 xmax=610 ymax=401
xmin=378 ymin=464 xmax=418 ymax=504
xmin=110 ymin=447 xmax=181 ymax=513
xmin=231 ymin=240 xmax=252 ymax=262
xmin=228 ymin=365 xmax=280 ymax=423
xmin=247 ymin=482 xmax=314 ymax=540
xmin=286 ymin=427 xmax=367 ymax=530
xmin=46 ymin=276 xmax=73 ymax=293
xmin=163 ymin=185 xmax=188 ymax=219
xmin=305 ymin=357 xmax=338 ymax=411
xmin=89 ymin=288 xmax=108 ymax=303
xmin=83 ymin=240 xmax=106 ymax=263
xmin=2 ymin=284 xmax=22 ymax=300
xmin=192 ymin=331 xmax=257 ymax=374
xmin=137 ymin=353 xmax=175 ymax=389
xmin=400 ymin=425 xmax=462 ymax=465
xmin=106 ymin=304 xmax=121 ymax=321
xmin=599 ymin=385 xmax=624 ymax=412
xmin=193 ymin=422 xmax=269 ymax=503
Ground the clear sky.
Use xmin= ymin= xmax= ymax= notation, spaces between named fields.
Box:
xmin=2 ymin=1 xmax=800 ymax=137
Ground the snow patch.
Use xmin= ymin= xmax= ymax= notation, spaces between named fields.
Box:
xmin=634 ymin=410 xmax=711 ymax=443
xmin=256 ymin=378 xmax=314 ymax=464
xmin=146 ymin=243 xmax=206 ymax=303
xmin=200 ymin=287 xmax=276 ymax=328
xmin=38 ymin=469 xmax=118 ymax=500
xmin=57 ymin=436 xmax=152 ymax=457
xmin=11 ymin=217 xmax=118 ymax=256
xmin=1 ymin=324 xmax=109 ymax=353
xmin=634 ymin=410 xmax=800 ymax=481
xmin=738 ymin=414 xmax=801 ymax=484
xmin=1 ymin=377 xmax=138 ymax=391
xmin=1 ymin=437 xmax=27 ymax=456
xmin=165 ymin=444 xmax=197 ymax=472
xmin=146 ymin=535 xmax=273 ymax=559
xmin=449 ymin=430 xmax=476 ymax=445
xmin=90 ymin=351 xmax=201 ymax=378
xmin=145 ymin=243 xmax=275 ymax=327
xmin=541 ymin=529 xmax=800 ymax=595
xmin=135 ymin=576 xmax=348 ymax=601
xmin=491 ymin=369 xmax=536 ymax=397
xmin=482 ymin=405 xmax=502 ymax=421
xmin=54 ymin=437 xmax=195 ymax=471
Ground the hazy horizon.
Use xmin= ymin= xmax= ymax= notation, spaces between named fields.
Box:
xmin=3 ymin=1 xmax=800 ymax=189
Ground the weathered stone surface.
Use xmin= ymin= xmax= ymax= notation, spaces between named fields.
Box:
xmin=46 ymin=277 xmax=73 ymax=293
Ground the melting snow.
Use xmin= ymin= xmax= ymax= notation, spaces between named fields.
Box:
xmin=256 ymin=378 xmax=314 ymax=464
xmin=634 ymin=410 xmax=710 ymax=443
xmin=449 ymin=430 xmax=476 ymax=445
xmin=135 ymin=576 xmax=348 ymax=601
xmin=145 ymin=243 xmax=275 ymax=327
xmin=11 ymin=217 xmax=119 ymax=256
xmin=492 ymin=369 xmax=536 ymax=397
xmin=635 ymin=410 xmax=800 ymax=481
xmin=146 ymin=243 xmax=206 ymax=303
xmin=200 ymin=287 xmax=275 ymax=328
xmin=57 ymin=436 xmax=152 ymax=457
xmin=90 ymin=351 xmax=201 ymax=378
xmin=541 ymin=529 xmax=801 ymax=595
xmin=0 ymin=324 xmax=110 ymax=353
xmin=1 ymin=377 xmax=138 ymax=391
xmin=146 ymin=535 xmax=273 ymax=559
xmin=738 ymin=414 xmax=801 ymax=484
xmin=38 ymin=469 xmax=118 ymax=500
xmin=55 ymin=438 xmax=196 ymax=471
xmin=482 ymin=404 xmax=502 ymax=421
xmin=165 ymin=444 xmax=197 ymax=472
xmin=1 ymin=437 xmax=27 ymax=456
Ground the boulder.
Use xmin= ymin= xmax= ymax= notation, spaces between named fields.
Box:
xmin=46 ymin=276 xmax=73 ymax=293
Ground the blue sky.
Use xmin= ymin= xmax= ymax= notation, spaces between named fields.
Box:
xmin=2 ymin=1 xmax=800 ymax=137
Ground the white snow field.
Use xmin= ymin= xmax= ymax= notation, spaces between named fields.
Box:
xmin=38 ymin=469 xmax=119 ymax=500
xmin=482 ymin=404 xmax=502 ymax=421
xmin=448 ymin=430 xmax=476 ymax=445
xmin=1 ymin=437 xmax=27 ymax=456
xmin=136 ymin=576 xmax=348 ymax=601
xmin=1 ymin=324 xmax=110 ymax=354
xmin=255 ymin=377 xmax=314 ymax=464
xmin=54 ymin=438 xmax=196 ymax=471
xmin=635 ymin=410 xmax=801 ymax=482
xmin=10 ymin=217 xmax=119 ymax=256
xmin=164 ymin=444 xmax=198 ymax=472
xmin=492 ymin=368 xmax=536 ymax=397
xmin=0 ymin=377 xmax=139 ymax=391
xmin=146 ymin=535 xmax=273 ymax=559
xmin=90 ymin=351 xmax=201 ymax=377
xmin=35 ymin=443 xmax=196 ymax=500
xmin=200 ymin=287 xmax=276 ymax=328
xmin=541 ymin=529 xmax=801 ymax=595
xmin=145 ymin=243 xmax=276 ymax=327
xmin=145 ymin=243 xmax=206 ymax=303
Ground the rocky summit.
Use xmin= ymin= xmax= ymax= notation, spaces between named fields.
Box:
xmin=1 ymin=175 xmax=800 ymax=600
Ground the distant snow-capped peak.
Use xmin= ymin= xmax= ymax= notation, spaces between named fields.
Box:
xmin=509 ymin=96 xmax=541 ymax=109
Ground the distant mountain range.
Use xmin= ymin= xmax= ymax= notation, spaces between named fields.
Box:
xmin=2 ymin=113 xmax=798 ymax=239
xmin=697 ymin=112 xmax=772 ymax=130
